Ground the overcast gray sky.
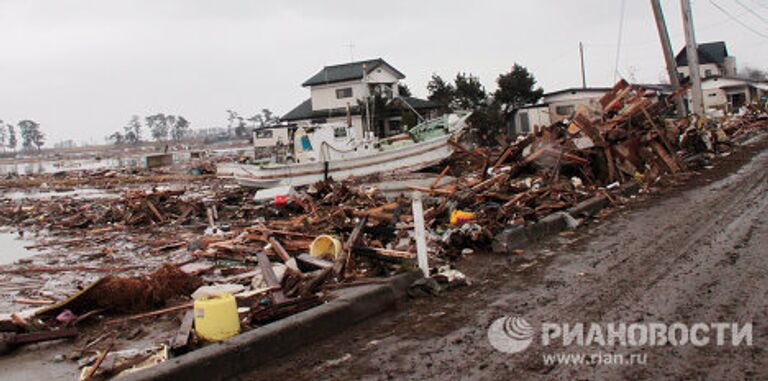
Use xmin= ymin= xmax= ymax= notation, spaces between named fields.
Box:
xmin=1 ymin=0 xmax=767 ymax=144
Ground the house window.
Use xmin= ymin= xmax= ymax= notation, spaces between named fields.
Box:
xmin=333 ymin=126 xmax=348 ymax=138
xmin=336 ymin=88 xmax=353 ymax=99
xmin=704 ymin=69 xmax=713 ymax=78
xmin=555 ymin=105 xmax=575 ymax=116
xmin=519 ymin=112 xmax=530 ymax=133
xmin=254 ymin=129 xmax=273 ymax=139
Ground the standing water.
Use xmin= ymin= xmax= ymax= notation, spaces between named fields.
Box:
xmin=0 ymin=231 xmax=38 ymax=265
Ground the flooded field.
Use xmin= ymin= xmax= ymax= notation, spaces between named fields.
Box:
xmin=0 ymin=157 xmax=142 ymax=176
xmin=0 ymin=230 xmax=39 ymax=265
xmin=0 ymin=147 xmax=250 ymax=176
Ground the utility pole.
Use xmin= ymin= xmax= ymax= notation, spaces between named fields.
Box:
xmin=650 ymin=0 xmax=687 ymax=117
xmin=680 ymin=0 xmax=704 ymax=115
xmin=579 ymin=42 xmax=587 ymax=89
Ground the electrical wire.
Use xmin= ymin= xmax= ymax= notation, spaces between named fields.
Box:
xmin=734 ymin=0 xmax=768 ymax=24
xmin=709 ymin=0 xmax=768 ymax=39
xmin=749 ymin=0 xmax=768 ymax=11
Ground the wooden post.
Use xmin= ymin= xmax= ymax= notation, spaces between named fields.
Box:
xmin=256 ymin=251 xmax=287 ymax=304
xmin=650 ymin=0 xmax=687 ymax=117
xmin=412 ymin=192 xmax=429 ymax=277
xmin=681 ymin=0 xmax=704 ymax=115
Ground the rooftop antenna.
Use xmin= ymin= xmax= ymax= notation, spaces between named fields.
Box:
xmin=344 ymin=42 xmax=356 ymax=62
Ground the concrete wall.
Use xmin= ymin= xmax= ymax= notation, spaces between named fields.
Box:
xmin=723 ymin=57 xmax=737 ymax=77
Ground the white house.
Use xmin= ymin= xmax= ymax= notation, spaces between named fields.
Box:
xmin=700 ymin=77 xmax=767 ymax=113
xmin=252 ymin=126 xmax=289 ymax=149
xmin=676 ymin=41 xmax=737 ymax=80
xmin=510 ymin=87 xmax=610 ymax=135
xmin=281 ymin=58 xmax=439 ymax=139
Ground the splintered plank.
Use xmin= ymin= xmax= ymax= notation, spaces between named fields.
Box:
xmin=334 ymin=216 xmax=367 ymax=278
xmin=256 ymin=251 xmax=287 ymax=304
xmin=267 ymin=236 xmax=291 ymax=262
xmin=650 ymin=141 xmax=681 ymax=173
xmin=171 ymin=310 xmax=195 ymax=350
xmin=430 ymin=165 xmax=451 ymax=189
xmin=145 ymin=200 xmax=165 ymax=223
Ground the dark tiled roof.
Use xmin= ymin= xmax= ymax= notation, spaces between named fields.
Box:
xmin=281 ymin=96 xmax=437 ymax=122
xmin=676 ymin=41 xmax=729 ymax=66
xmin=280 ymin=98 xmax=362 ymax=121
xmin=301 ymin=58 xmax=405 ymax=87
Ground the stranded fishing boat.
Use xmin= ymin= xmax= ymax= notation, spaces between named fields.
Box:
xmin=218 ymin=112 xmax=471 ymax=188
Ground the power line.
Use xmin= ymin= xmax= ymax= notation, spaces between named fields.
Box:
xmin=749 ymin=0 xmax=768 ymax=11
xmin=734 ymin=0 xmax=768 ymax=24
xmin=709 ymin=0 xmax=768 ymax=39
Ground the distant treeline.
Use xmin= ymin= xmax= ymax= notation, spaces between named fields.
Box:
xmin=0 ymin=119 xmax=45 ymax=152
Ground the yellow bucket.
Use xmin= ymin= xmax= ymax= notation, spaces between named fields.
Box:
xmin=194 ymin=293 xmax=240 ymax=342
xmin=310 ymin=235 xmax=343 ymax=260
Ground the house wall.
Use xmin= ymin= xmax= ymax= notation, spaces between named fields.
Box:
xmin=512 ymin=106 xmax=551 ymax=135
xmin=308 ymin=66 xmax=402 ymax=112
xmin=310 ymin=80 xmax=370 ymax=112
xmin=696 ymin=77 xmax=757 ymax=113
xmin=723 ymin=57 xmax=737 ymax=77
xmin=253 ymin=127 xmax=289 ymax=148
xmin=365 ymin=65 xmax=401 ymax=84
xmin=543 ymin=90 xmax=607 ymax=122
xmin=677 ymin=63 xmax=722 ymax=79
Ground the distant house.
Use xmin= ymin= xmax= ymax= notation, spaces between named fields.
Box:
xmin=700 ymin=77 xmax=767 ymax=113
xmin=676 ymin=41 xmax=737 ymax=80
xmin=281 ymin=58 xmax=439 ymax=139
xmin=510 ymin=87 xmax=610 ymax=135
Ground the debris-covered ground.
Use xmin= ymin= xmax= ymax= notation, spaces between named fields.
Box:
xmin=238 ymin=129 xmax=768 ymax=381
xmin=0 ymin=80 xmax=766 ymax=379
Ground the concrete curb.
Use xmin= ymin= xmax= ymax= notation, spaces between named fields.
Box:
xmin=122 ymin=271 xmax=421 ymax=381
xmin=492 ymin=182 xmax=640 ymax=253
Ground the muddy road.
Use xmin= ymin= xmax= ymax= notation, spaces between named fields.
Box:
xmin=241 ymin=135 xmax=768 ymax=381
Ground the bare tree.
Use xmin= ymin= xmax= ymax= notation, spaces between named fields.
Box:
xmin=7 ymin=124 xmax=17 ymax=152
xmin=0 ymin=120 xmax=6 ymax=151
xmin=18 ymin=120 xmax=45 ymax=151
xmin=107 ymin=131 xmax=125 ymax=145
xmin=146 ymin=113 xmax=170 ymax=142
xmin=170 ymin=116 xmax=190 ymax=141
xmin=123 ymin=115 xmax=142 ymax=145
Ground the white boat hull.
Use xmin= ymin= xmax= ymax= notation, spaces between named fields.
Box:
xmin=217 ymin=134 xmax=454 ymax=188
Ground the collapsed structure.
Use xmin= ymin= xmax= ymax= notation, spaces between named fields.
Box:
xmin=0 ymin=78 xmax=766 ymax=378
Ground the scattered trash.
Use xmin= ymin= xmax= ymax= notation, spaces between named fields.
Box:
xmin=0 ymin=78 xmax=764 ymax=372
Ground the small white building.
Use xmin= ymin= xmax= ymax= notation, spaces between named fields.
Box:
xmin=281 ymin=58 xmax=439 ymax=139
xmin=700 ymin=77 xmax=767 ymax=113
xmin=676 ymin=41 xmax=737 ymax=80
xmin=252 ymin=126 xmax=290 ymax=149
xmin=510 ymin=87 xmax=610 ymax=135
